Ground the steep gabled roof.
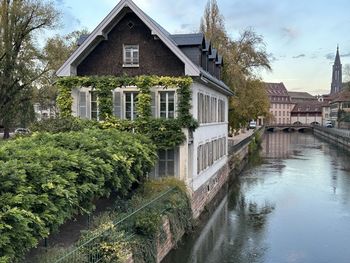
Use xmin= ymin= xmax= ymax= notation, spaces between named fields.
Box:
xmin=209 ymin=49 xmax=218 ymax=60
xmin=170 ymin=33 xmax=204 ymax=46
xmin=291 ymin=102 xmax=323 ymax=113
xmin=57 ymin=0 xmax=199 ymax=77
xmin=265 ymin=82 xmax=289 ymax=96
xmin=288 ymin=91 xmax=314 ymax=99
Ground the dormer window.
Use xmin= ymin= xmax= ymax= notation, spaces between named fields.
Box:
xmin=123 ymin=45 xmax=139 ymax=67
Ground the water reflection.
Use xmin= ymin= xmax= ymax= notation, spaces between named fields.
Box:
xmin=163 ymin=132 xmax=350 ymax=263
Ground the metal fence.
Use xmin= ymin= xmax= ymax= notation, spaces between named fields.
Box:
xmin=42 ymin=187 xmax=175 ymax=263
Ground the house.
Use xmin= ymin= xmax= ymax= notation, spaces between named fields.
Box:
xmin=56 ymin=0 xmax=233 ymax=216
xmin=329 ymin=90 xmax=350 ymax=128
xmin=265 ymin=82 xmax=293 ymax=124
xmin=290 ymin=102 xmax=323 ymax=125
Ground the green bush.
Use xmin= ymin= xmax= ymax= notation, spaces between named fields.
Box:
xmin=30 ymin=117 xmax=97 ymax=133
xmin=0 ymin=129 xmax=157 ymax=262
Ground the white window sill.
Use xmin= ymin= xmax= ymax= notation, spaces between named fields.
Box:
xmin=123 ymin=64 xmax=139 ymax=68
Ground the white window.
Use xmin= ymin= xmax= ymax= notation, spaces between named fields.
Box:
xmin=218 ymin=99 xmax=225 ymax=122
xmin=123 ymin=45 xmax=139 ymax=67
xmin=158 ymin=149 xmax=175 ymax=177
xmin=160 ymin=91 xmax=175 ymax=119
xmin=91 ymin=91 xmax=99 ymax=120
xmin=124 ymin=92 xmax=138 ymax=120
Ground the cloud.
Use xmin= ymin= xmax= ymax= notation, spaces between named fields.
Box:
xmin=281 ymin=27 xmax=299 ymax=40
xmin=341 ymin=53 xmax=350 ymax=58
xmin=325 ymin=53 xmax=334 ymax=60
xmin=292 ymin=54 xmax=306 ymax=59
xmin=55 ymin=0 xmax=81 ymax=34
xmin=268 ymin=53 xmax=278 ymax=62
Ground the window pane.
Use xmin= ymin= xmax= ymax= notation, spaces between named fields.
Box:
xmin=168 ymin=111 xmax=174 ymax=119
xmin=159 ymin=161 xmax=166 ymax=177
xmin=167 ymin=161 xmax=175 ymax=176
xmin=167 ymin=149 xmax=174 ymax=160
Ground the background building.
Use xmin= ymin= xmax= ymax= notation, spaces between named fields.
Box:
xmin=265 ymin=82 xmax=293 ymax=124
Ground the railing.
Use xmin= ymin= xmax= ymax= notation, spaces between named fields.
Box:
xmin=43 ymin=187 xmax=176 ymax=263
xmin=228 ymin=127 xmax=263 ymax=155
xmin=314 ymin=126 xmax=350 ymax=139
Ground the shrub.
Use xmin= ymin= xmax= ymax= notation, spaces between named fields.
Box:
xmin=30 ymin=117 xmax=97 ymax=133
xmin=0 ymin=129 xmax=157 ymax=262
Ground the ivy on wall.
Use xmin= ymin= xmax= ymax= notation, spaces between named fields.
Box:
xmin=56 ymin=75 xmax=198 ymax=149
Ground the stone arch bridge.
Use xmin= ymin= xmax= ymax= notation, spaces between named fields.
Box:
xmin=265 ymin=124 xmax=314 ymax=132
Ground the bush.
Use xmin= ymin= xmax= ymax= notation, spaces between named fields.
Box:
xmin=0 ymin=129 xmax=157 ymax=262
xmin=30 ymin=117 xmax=97 ymax=133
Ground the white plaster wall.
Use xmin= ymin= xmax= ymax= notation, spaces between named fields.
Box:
xmin=190 ymin=81 xmax=229 ymax=191
xmin=291 ymin=115 xmax=322 ymax=125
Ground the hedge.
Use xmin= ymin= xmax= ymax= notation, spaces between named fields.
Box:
xmin=0 ymin=129 xmax=157 ymax=262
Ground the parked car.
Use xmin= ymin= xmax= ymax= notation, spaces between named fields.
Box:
xmin=15 ymin=128 xmax=31 ymax=135
xmin=325 ymin=121 xmax=333 ymax=128
xmin=249 ymin=121 xmax=257 ymax=129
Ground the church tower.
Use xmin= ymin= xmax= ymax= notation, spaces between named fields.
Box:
xmin=330 ymin=46 xmax=342 ymax=94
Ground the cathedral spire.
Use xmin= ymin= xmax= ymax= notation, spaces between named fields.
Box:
xmin=335 ymin=44 xmax=341 ymax=64
xmin=330 ymin=45 xmax=342 ymax=94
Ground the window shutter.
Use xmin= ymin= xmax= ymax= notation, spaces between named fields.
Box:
xmin=151 ymin=91 xmax=157 ymax=117
xmin=78 ymin=91 xmax=87 ymax=118
xmin=113 ymin=91 xmax=122 ymax=118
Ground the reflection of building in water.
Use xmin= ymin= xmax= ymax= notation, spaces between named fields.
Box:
xmin=262 ymin=132 xmax=292 ymax=159
xmin=188 ymin=197 xmax=228 ymax=263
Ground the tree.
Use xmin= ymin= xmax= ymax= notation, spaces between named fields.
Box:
xmin=34 ymin=29 xmax=89 ymax=117
xmin=200 ymin=0 xmax=271 ymax=131
xmin=0 ymin=0 xmax=58 ymax=138
xmin=199 ymin=0 xmax=228 ymax=52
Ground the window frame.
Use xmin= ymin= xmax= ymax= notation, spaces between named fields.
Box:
xmin=123 ymin=44 xmax=139 ymax=67
xmin=158 ymin=149 xmax=176 ymax=177
xmin=124 ymin=91 xmax=138 ymax=120
xmin=90 ymin=91 xmax=99 ymax=121
xmin=159 ymin=90 xmax=176 ymax=119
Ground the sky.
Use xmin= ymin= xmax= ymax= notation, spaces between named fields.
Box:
xmin=54 ymin=0 xmax=350 ymax=95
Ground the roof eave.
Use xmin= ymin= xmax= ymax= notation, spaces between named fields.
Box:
xmin=197 ymin=75 xmax=234 ymax=97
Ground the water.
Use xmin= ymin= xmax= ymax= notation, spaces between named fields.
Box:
xmin=163 ymin=132 xmax=350 ymax=263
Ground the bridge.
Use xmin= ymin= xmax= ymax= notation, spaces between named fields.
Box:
xmin=265 ymin=124 xmax=313 ymax=132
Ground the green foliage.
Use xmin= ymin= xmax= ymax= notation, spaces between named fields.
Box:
xmin=30 ymin=117 xmax=97 ymax=133
xmin=135 ymin=118 xmax=186 ymax=150
xmin=56 ymin=75 xmax=197 ymax=130
xmin=56 ymin=85 xmax=73 ymax=118
xmin=55 ymin=75 xmax=197 ymax=149
xmin=42 ymin=178 xmax=193 ymax=263
xmin=0 ymin=129 xmax=157 ymax=261
xmin=0 ymin=0 xmax=59 ymax=138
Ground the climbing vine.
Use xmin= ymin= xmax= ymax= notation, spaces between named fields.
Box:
xmin=56 ymin=75 xmax=198 ymax=149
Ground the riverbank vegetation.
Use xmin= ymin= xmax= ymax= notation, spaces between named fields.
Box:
xmin=0 ymin=129 xmax=157 ymax=262
xmin=37 ymin=178 xmax=192 ymax=263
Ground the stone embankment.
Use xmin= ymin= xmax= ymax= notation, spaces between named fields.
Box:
xmin=314 ymin=126 xmax=350 ymax=150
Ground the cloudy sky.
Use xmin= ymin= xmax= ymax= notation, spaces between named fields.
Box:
xmin=54 ymin=0 xmax=350 ymax=95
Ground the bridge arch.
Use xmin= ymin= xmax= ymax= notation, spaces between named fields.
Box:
xmin=293 ymin=121 xmax=303 ymax=125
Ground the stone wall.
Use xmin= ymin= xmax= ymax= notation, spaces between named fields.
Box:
xmin=314 ymin=127 xmax=350 ymax=151
xmin=191 ymin=163 xmax=229 ymax=219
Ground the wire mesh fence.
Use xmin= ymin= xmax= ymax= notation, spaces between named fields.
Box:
xmin=39 ymin=187 xmax=175 ymax=263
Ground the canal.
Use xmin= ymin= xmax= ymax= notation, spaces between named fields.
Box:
xmin=163 ymin=132 xmax=350 ymax=263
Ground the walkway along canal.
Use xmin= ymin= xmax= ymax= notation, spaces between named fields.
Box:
xmin=163 ymin=131 xmax=350 ymax=263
